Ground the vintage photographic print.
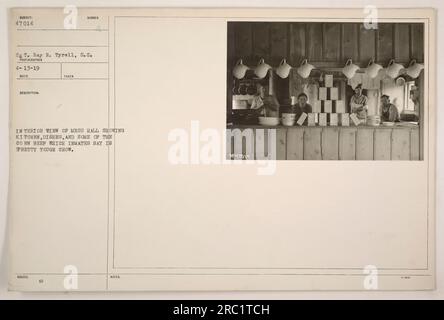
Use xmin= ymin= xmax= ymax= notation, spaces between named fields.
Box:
xmin=226 ymin=21 xmax=425 ymax=160
xmin=6 ymin=7 xmax=435 ymax=292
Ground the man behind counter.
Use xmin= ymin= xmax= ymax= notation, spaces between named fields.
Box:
xmin=350 ymin=84 xmax=368 ymax=122
xmin=250 ymin=83 xmax=280 ymax=117
xmin=290 ymin=93 xmax=313 ymax=115
xmin=284 ymin=93 xmax=312 ymax=125
xmin=380 ymin=94 xmax=400 ymax=122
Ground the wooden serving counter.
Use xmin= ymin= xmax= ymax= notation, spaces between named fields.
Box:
xmin=227 ymin=123 xmax=421 ymax=161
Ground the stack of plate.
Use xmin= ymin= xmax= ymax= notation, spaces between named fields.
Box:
xmin=232 ymin=99 xmax=248 ymax=110
xmin=258 ymin=117 xmax=280 ymax=126
xmin=281 ymin=113 xmax=296 ymax=126
xmin=366 ymin=115 xmax=381 ymax=126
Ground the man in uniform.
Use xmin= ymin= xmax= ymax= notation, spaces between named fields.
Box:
xmin=380 ymin=94 xmax=400 ymax=122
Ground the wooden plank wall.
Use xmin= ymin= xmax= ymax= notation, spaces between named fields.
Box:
xmin=227 ymin=127 xmax=421 ymax=161
xmin=230 ymin=22 xmax=424 ymax=68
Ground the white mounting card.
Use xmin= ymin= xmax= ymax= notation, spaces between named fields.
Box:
xmin=8 ymin=7 xmax=436 ymax=291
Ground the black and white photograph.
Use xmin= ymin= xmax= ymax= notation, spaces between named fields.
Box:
xmin=0 ymin=5 xmax=439 ymax=299
xmin=227 ymin=21 xmax=425 ymax=160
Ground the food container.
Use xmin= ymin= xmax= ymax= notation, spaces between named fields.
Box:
xmin=312 ymin=100 xmax=322 ymax=113
xmin=324 ymin=74 xmax=334 ymax=88
xmin=324 ymin=100 xmax=332 ymax=113
xmin=329 ymin=113 xmax=338 ymax=126
xmin=307 ymin=113 xmax=316 ymax=126
xmin=335 ymin=101 xmax=346 ymax=114
xmin=281 ymin=113 xmax=296 ymax=126
xmin=258 ymin=116 xmax=280 ymax=126
xmin=350 ymin=113 xmax=361 ymax=126
xmin=319 ymin=113 xmax=327 ymax=126
xmin=340 ymin=113 xmax=350 ymax=126
xmin=329 ymin=87 xmax=339 ymax=100
xmin=382 ymin=121 xmax=395 ymax=127
xmin=319 ymin=87 xmax=328 ymax=100
xmin=366 ymin=115 xmax=381 ymax=126
xmin=296 ymin=113 xmax=308 ymax=126
xmin=232 ymin=99 xmax=248 ymax=110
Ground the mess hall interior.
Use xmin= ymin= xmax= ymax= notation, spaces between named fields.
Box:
xmin=226 ymin=22 xmax=425 ymax=160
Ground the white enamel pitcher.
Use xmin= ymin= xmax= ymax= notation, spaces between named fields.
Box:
xmin=386 ymin=59 xmax=404 ymax=79
xmin=254 ymin=58 xmax=271 ymax=79
xmin=342 ymin=59 xmax=360 ymax=79
xmin=276 ymin=59 xmax=292 ymax=79
xmin=365 ymin=59 xmax=383 ymax=79
xmin=297 ymin=59 xmax=314 ymax=79
xmin=232 ymin=59 xmax=249 ymax=79
xmin=406 ymin=60 xmax=424 ymax=79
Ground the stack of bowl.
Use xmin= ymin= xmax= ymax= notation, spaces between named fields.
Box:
xmin=258 ymin=116 xmax=280 ymax=126
xmin=281 ymin=113 xmax=296 ymax=126
xmin=366 ymin=115 xmax=381 ymax=126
